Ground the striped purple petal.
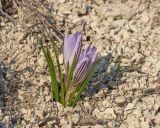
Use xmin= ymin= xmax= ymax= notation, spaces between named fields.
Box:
xmin=63 ymin=32 xmax=82 ymax=74
xmin=69 ymin=33 xmax=82 ymax=67
xmin=73 ymin=45 xmax=97 ymax=84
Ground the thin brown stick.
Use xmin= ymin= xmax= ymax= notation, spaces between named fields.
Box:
xmin=16 ymin=0 xmax=63 ymax=42
xmin=0 ymin=0 xmax=16 ymax=24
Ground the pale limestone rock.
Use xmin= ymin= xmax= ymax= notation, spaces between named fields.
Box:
xmin=115 ymin=97 xmax=126 ymax=104
xmin=116 ymin=45 xmax=123 ymax=55
xmin=83 ymin=101 xmax=93 ymax=114
xmin=72 ymin=113 xmax=80 ymax=124
xmin=21 ymin=108 xmax=28 ymax=114
xmin=102 ymin=108 xmax=116 ymax=120
xmin=140 ymin=121 xmax=150 ymax=128
xmin=143 ymin=110 xmax=154 ymax=120
xmin=102 ymin=99 xmax=110 ymax=107
xmin=37 ymin=57 xmax=45 ymax=67
xmin=155 ymin=115 xmax=160 ymax=125
xmin=45 ymin=95 xmax=50 ymax=102
xmin=155 ymin=61 xmax=160 ymax=71
xmin=133 ymin=109 xmax=142 ymax=118
xmin=59 ymin=0 xmax=66 ymax=4
xmin=126 ymin=115 xmax=141 ymax=128
xmin=26 ymin=124 xmax=32 ymax=128
xmin=144 ymin=96 xmax=155 ymax=109
xmin=93 ymin=107 xmax=100 ymax=117
xmin=56 ymin=102 xmax=64 ymax=115
xmin=93 ymin=125 xmax=104 ymax=128
xmin=125 ymin=103 xmax=134 ymax=111
xmin=59 ymin=54 xmax=63 ymax=65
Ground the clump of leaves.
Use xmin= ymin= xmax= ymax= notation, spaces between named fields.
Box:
xmin=40 ymin=32 xmax=98 ymax=107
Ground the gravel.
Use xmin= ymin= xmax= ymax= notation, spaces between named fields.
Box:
xmin=0 ymin=0 xmax=160 ymax=127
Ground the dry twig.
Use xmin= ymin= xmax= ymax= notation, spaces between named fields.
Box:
xmin=0 ymin=0 xmax=16 ymax=24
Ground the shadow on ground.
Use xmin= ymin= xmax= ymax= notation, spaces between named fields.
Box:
xmin=0 ymin=62 xmax=22 ymax=128
xmin=83 ymin=53 xmax=145 ymax=98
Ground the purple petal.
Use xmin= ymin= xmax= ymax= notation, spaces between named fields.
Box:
xmin=87 ymin=46 xmax=96 ymax=58
xmin=77 ymin=44 xmax=91 ymax=64
xmin=63 ymin=32 xmax=83 ymax=74
xmin=75 ymin=32 xmax=82 ymax=40
xmin=87 ymin=51 xmax=97 ymax=73
xmin=73 ymin=57 xmax=89 ymax=83
xmin=73 ymin=46 xmax=97 ymax=84
xmin=64 ymin=34 xmax=76 ymax=72
xmin=69 ymin=33 xmax=82 ymax=67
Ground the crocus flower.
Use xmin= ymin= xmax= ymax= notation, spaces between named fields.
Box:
xmin=73 ymin=44 xmax=97 ymax=85
xmin=64 ymin=32 xmax=82 ymax=74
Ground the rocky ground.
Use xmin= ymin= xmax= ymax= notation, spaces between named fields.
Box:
xmin=0 ymin=0 xmax=160 ymax=128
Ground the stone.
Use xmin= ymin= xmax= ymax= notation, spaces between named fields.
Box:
xmin=155 ymin=61 xmax=160 ymax=71
xmin=93 ymin=107 xmax=100 ymax=117
xmin=59 ymin=54 xmax=63 ymax=65
xmin=133 ymin=109 xmax=142 ymax=118
xmin=102 ymin=99 xmax=110 ymax=107
xmin=143 ymin=109 xmax=154 ymax=120
xmin=93 ymin=125 xmax=105 ymax=128
xmin=155 ymin=115 xmax=160 ymax=125
xmin=126 ymin=115 xmax=141 ymax=128
xmin=56 ymin=102 xmax=64 ymax=115
xmin=0 ymin=0 xmax=160 ymax=128
xmin=120 ymin=123 xmax=127 ymax=128
xmin=83 ymin=102 xmax=93 ymax=114
xmin=59 ymin=0 xmax=66 ymax=4
xmin=116 ymin=45 xmax=123 ymax=55
xmin=102 ymin=108 xmax=116 ymax=120
xmin=132 ymin=53 xmax=144 ymax=62
xmin=140 ymin=121 xmax=150 ymax=128
xmin=45 ymin=96 xmax=50 ymax=102
xmin=144 ymin=96 xmax=155 ymax=109
xmin=72 ymin=113 xmax=80 ymax=124
xmin=79 ymin=126 xmax=89 ymax=128
xmin=115 ymin=97 xmax=126 ymax=104
xmin=125 ymin=103 xmax=134 ymax=111
xmin=18 ymin=95 xmax=24 ymax=100
xmin=37 ymin=57 xmax=45 ymax=67
xmin=21 ymin=108 xmax=28 ymax=114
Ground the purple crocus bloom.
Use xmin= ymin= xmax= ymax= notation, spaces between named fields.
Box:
xmin=64 ymin=32 xmax=82 ymax=74
xmin=73 ymin=44 xmax=97 ymax=84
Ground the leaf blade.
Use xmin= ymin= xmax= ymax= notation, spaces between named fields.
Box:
xmin=40 ymin=41 xmax=59 ymax=102
xmin=51 ymin=40 xmax=65 ymax=106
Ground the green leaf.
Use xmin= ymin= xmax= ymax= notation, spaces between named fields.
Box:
xmin=52 ymin=40 xmax=61 ymax=53
xmin=71 ymin=60 xmax=99 ymax=107
xmin=68 ymin=85 xmax=79 ymax=106
xmin=40 ymin=41 xmax=59 ymax=102
xmin=51 ymin=40 xmax=65 ymax=106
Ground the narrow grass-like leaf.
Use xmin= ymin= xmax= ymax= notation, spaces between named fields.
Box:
xmin=53 ymin=40 xmax=61 ymax=53
xmin=46 ymin=48 xmax=59 ymax=101
xmin=51 ymin=40 xmax=65 ymax=106
xmin=68 ymin=85 xmax=79 ymax=106
xmin=71 ymin=60 xmax=99 ymax=107
xmin=40 ymin=41 xmax=59 ymax=102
